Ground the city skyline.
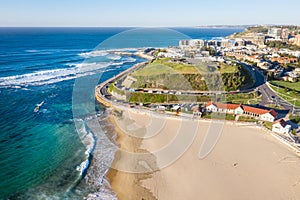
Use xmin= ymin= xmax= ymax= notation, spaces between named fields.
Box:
xmin=0 ymin=0 xmax=300 ymax=27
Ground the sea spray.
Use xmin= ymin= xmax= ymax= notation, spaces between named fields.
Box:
xmin=83 ymin=110 xmax=118 ymax=200
xmin=75 ymin=118 xmax=97 ymax=177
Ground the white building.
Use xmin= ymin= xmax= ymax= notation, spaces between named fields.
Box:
xmin=272 ymin=119 xmax=292 ymax=134
xmin=205 ymin=102 xmax=278 ymax=122
xmin=221 ymin=39 xmax=235 ymax=48
xmin=257 ymin=61 xmax=272 ymax=70
xmin=294 ymin=68 xmax=300 ymax=75
xmin=179 ymin=39 xmax=206 ymax=49
xmin=189 ymin=39 xmax=206 ymax=48
xmin=268 ymin=27 xmax=289 ymax=41
xmin=268 ymin=27 xmax=282 ymax=39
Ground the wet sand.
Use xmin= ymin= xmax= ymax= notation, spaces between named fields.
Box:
xmin=106 ymin=108 xmax=300 ymax=200
xmin=106 ymin=111 xmax=157 ymax=200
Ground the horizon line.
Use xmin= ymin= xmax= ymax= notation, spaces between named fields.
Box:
xmin=0 ymin=24 xmax=299 ymax=28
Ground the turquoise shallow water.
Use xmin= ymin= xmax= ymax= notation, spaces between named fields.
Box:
xmin=0 ymin=27 xmax=243 ymax=199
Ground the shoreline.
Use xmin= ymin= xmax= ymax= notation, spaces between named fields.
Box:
xmin=103 ymin=107 xmax=300 ymax=200
xmin=105 ymin=114 xmax=157 ymax=200
xmin=94 ymin=49 xmax=300 ymax=199
xmin=89 ymin=50 xmax=157 ymax=199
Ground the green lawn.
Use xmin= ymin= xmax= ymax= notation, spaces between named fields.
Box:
xmin=265 ymin=104 xmax=284 ymax=110
xmin=128 ymin=92 xmax=214 ymax=104
xmin=269 ymin=84 xmax=300 ymax=107
xmin=202 ymin=113 xmax=236 ymax=120
xmin=263 ymin=122 xmax=273 ymax=130
xmin=109 ymin=84 xmax=126 ymax=96
xmin=133 ymin=58 xmax=198 ymax=76
xmin=290 ymin=115 xmax=300 ymax=125
xmin=270 ymin=81 xmax=300 ymax=92
xmin=127 ymin=90 xmax=262 ymax=105
xmin=132 ymin=58 xmax=239 ymax=76
xmin=238 ymin=116 xmax=258 ymax=123
xmin=221 ymin=91 xmax=262 ymax=104
xmin=219 ymin=63 xmax=238 ymax=73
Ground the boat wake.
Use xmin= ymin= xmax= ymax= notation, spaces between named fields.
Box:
xmin=34 ymin=100 xmax=45 ymax=113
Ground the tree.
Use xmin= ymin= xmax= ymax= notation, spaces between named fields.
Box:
xmin=267 ymin=71 xmax=274 ymax=81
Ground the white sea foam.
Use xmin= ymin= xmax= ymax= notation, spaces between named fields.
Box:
xmin=124 ymin=57 xmax=136 ymax=63
xmin=106 ymin=54 xmax=121 ymax=60
xmin=79 ymin=48 xmax=140 ymax=58
xmin=110 ymin=62 xmax=125 ymax=66
xmin=79 ymin=50 xmax=109 ymax=58
xmin=72 ymin=111 xmax=119 ymax=200
xmin=0 ymin=47 xmax=138 ymax=88
xmin=75 ymin=119 xmax=97 ymax=176
xmin=110 ymin=58 xmax=136 ymax=66
xmin=76 ymin=160 xmax=90 ymax=175
xmin=211 ymin=37 xmax=225 ymax=41
xmin=25 ymin=49 xmax=91 ymax=54
xmin=0 ymin=62 xmax=110 ymax=88
xmin=25 ymin=50 xmax=40 ymax=53
xmin=107 ymin=47 xmax=140 ymax=52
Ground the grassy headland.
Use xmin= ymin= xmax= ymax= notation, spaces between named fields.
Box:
xmin=130 ymin=58 xmax=253 ymax=92
xmin=228 ymin=26 xmax=268 ymax=39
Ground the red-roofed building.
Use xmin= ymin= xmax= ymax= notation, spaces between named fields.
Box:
xmin=206 ymin=102 xmax=244 ymax=115
xmin=246 ymin=55 xmax=261 ymax=63
xmin=269 ymin=57 xmax=298 ymax=64
xmin=272 ymin=119 xmax=291 ymax=134
xmin=242 ymin=106 xmax=278 ymax=122
xmin=205 ymin=102 xmax=278 ymax=122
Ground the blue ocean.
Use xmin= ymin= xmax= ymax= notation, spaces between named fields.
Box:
xmin=0 ymin=27 xmax=243 ymax=199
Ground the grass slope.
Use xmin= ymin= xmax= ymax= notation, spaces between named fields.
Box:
xmin=130 ymin=59 xmax=251 ymax=91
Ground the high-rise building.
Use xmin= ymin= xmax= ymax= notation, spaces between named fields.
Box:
xmin=293 ymin=35 xmax=300 ymax=46
xmin=268 ymin=27 xmax=289 ymax=41
xmin=281 ymin=28 xmax=289 ymax=42
xmin=179 ymin=39 xmax=206 ymax=49
xmin=268 ymin=27 xmax=281 ymax=39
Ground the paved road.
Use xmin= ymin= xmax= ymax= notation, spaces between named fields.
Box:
xmin=239 ymin=62 xmax=265 ymax=88
xmin=97 ymin=58 xmax=299 ymax=116
xmin=242 ymin=61 xmax=298 ymax=113
xmin=260 ymin=83 xmax=300 ymax=115
xmin=258 ymin=84 xmax=292 ymax=109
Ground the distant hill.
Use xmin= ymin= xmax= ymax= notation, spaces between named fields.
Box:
xmin=195 ymin=25 xmax=250 ymax=29
xmin=228 ymin=26 xmax=269 ymax=39
xmin=228 ymin=25 xmax=300 ymax=39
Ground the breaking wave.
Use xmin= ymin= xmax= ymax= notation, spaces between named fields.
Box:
xmin=0 ymin=62 xmax=111 ymax=88
xmin=74 ymin=112 xmax=118 ymax=200
xmin=79 ymin=50 xmax=109 ymax=58
xmin=78 ymin=48 xmax=140 ymax=58
xmin=211 ymin=37 xmax=225 ymax=41
xmin=0 ymin=50 xmax=137 ymax=88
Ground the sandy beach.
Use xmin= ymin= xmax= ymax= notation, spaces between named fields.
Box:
xmin=106 ymin=111 xmax=157 ymax=200
xmin=106 ymin=108 xmax=300 ymax=200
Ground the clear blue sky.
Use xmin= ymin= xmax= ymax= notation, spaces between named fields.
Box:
xmin=1 ymin=0 xmax=299 ymax=27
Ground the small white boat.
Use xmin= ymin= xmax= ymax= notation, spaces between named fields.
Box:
xmin=34 ymin=101 xmax=45 ymax=113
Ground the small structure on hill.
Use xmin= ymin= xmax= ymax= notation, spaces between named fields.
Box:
xmin=121 ymin=76 xmax=137 ymax=89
